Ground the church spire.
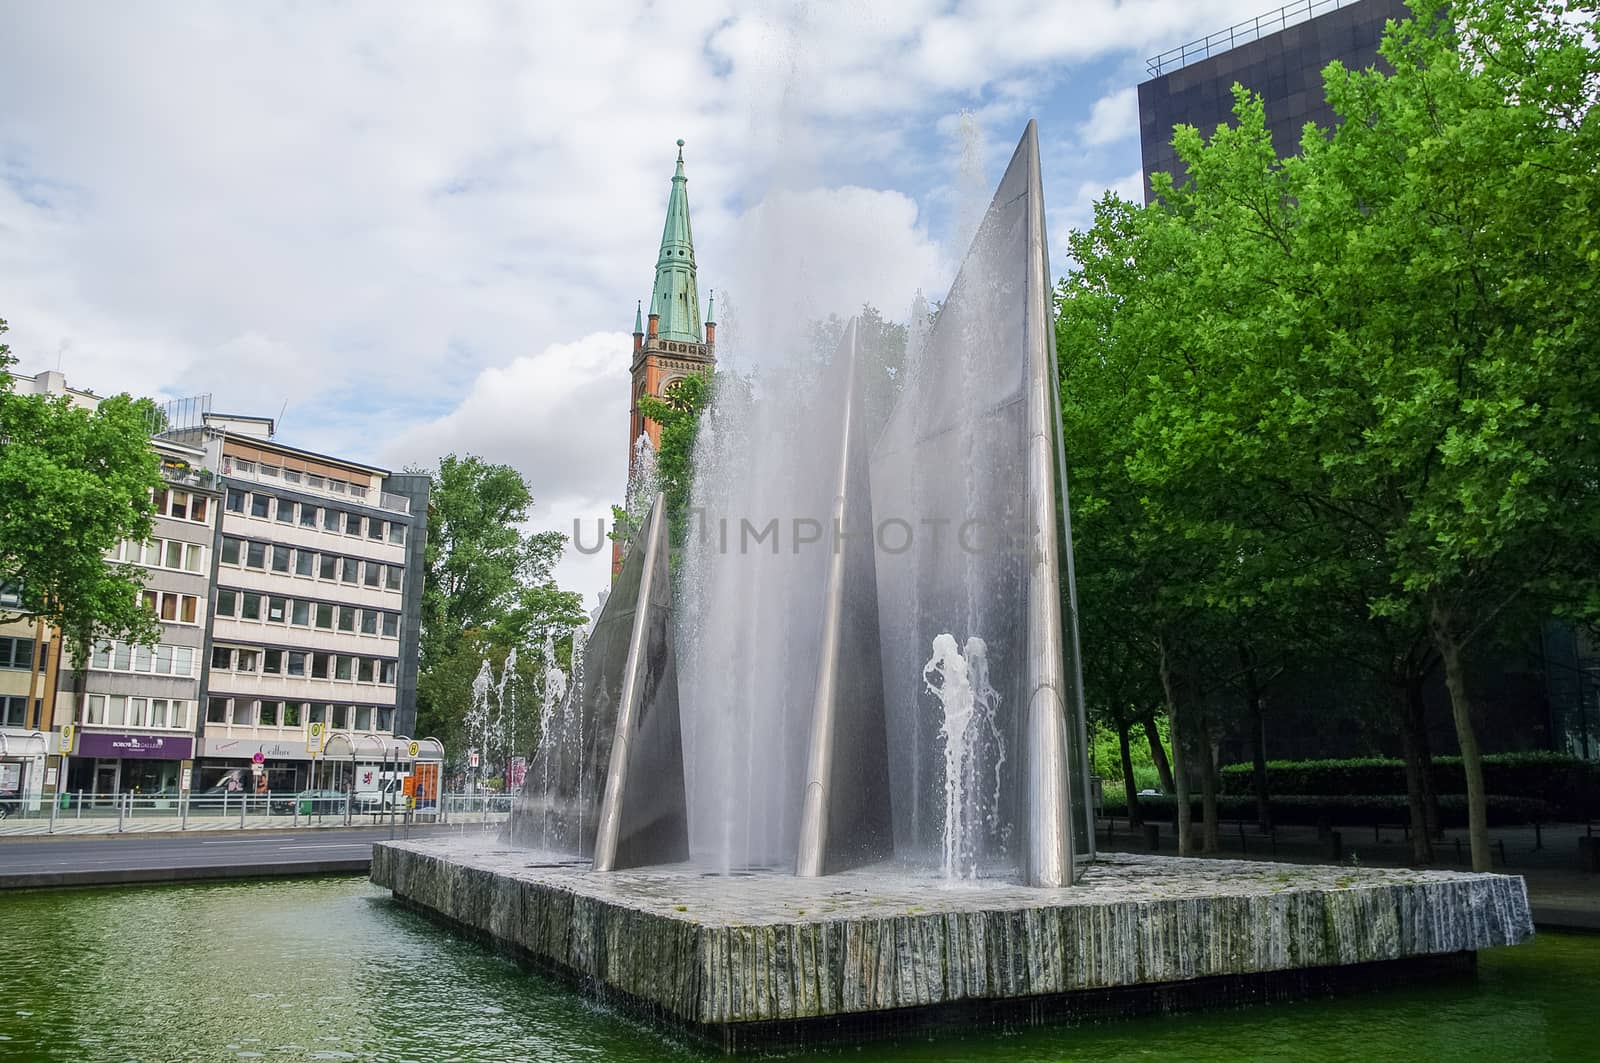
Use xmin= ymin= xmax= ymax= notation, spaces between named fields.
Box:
xmin=650 ymin=138 xmax=702 ymax=343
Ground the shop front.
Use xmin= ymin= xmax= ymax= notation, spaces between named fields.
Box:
xmin=196 ymin=737 xmax=313 ymax=794
xmin=63 ymin=732 xmax=193 ymax=799
xmin=1 ymin=730 xmax=50 ymax=814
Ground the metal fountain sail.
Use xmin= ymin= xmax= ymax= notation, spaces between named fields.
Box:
xmin=795 ymin=319 xmax=895 ymax=877
xmin=869 ymin=119 xmax=1091 ymax=886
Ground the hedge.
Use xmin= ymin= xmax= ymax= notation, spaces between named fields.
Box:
xmin=1217 ymin=752 xmax=1598 ymax=817
xmin=1101 ymin=792 xmax=1558 ymax=829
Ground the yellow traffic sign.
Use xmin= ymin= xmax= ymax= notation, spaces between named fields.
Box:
xmin=59 ymin=724 xmax=75 ymax=753
xmin=307 ymin=721 xmax=326 ymax=755
xmin=407 ymin=740 xmax=420 ymax=758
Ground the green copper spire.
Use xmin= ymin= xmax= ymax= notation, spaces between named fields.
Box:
xmin=650 ymin=138 xmax=702 ymax=343
xmin=706 ymin=289 xmax=715 ymax=324
xmin=633 ymin=299 xmax=643 ymax=335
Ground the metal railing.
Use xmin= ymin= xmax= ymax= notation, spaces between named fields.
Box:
xmin=0 ymin=789 xmax=508 ymax=833
xmin=1146 ymin=0 xmax=1359 ymax=78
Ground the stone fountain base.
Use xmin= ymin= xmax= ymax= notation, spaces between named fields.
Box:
xmin=371 ymin=837 xmax=1531 ymax=1052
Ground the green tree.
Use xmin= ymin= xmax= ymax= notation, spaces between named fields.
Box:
xmin=413 ymin=454 xmax=585 ymax=755
xmin=1059 ymin=0 xmax=1600 ymax=870
xmin=0 ymin=317 xmax=165 ymax=663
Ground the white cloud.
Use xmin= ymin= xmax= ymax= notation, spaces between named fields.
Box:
xmin=1080 ymin=86 xmax=1139 ymax=146
xmin=0 ymin=0 xmax=1271 ymax=604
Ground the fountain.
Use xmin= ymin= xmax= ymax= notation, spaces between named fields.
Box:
xmin=372 ymin=122 xmax=1533 ymax=1051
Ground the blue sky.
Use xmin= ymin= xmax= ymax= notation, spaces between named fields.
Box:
xmin=0 ymin=0 xmax=1272 ymax=599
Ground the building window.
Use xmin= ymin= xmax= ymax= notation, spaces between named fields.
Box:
xmin=388 ymin=523 xmax=406 ymax=546
xmin=356 ymin=658 xmax=374 ymax=683
xmin=287 ymin=652 xmax=307 ymax=678
xmin=0 ymin=637 xmax=35 ymax=669
xmin=295 ymin=550 xmax=314 ymax=577
xmin=360 ymin=609 xmax=378 ymax=635
xmin=283 ymin=469 xmax=301 ymax=484
xmin=207 ymin=697 xmax=228 ymax=723
xmin=385 ymin=567 xmax=403 ymax=592
xmin=367 ymin=519 xmax=385 ymax=540
xmin=307 ymin=703 xmax=328 ymax=725
xmin=221 ymin=537 xmax=241 ymax=566
xmin=216 ymin=589 xmax=237 ymax=617
xmin=341 ymin=558 xmax=359 ymax=583
xmin=141 ymin=591 xmax=200 ymax=625
xmin=212 ymin=646 xmax=232 ymax=670
xmin=323 ymin=507 xmax=341 ymax=532
xmin=226 ymin=488 xmax=246 ymax=513
xmin=344 ymin=512 xmax=362 ymax=536
xmin=291 ymin=599 xmax=310 ymax=626
xmin=299 ymin=504 xmax=318 ymax=528
xmin=276 ymin=498 xmax=295 ymax=523
xmin=241 ymin=593 xmax=261 ymax=621
xmin=246 ymin=541 xmax=266 ymax=569
xmin=364 ymin=563 xmax=381 ymax=588
xmin=268 ymin=596 xmax=287 ymax=623
xmin=312 ymin=653 xmax=330 ymax=679
xmin=283 ymin=701 xmax=302 ymax=726
xmin=354 ymin=705 xmax=373 ymax=730
xmin=235 ymin=649 xmax=259 ymax=673
xmin=376 ymin=706 xmax=394 ymax=732
xmin=258 ymin=700 xmax=281 ymax=727
xmin=314 ymin=603 xmax=333 ymax=629
xmin=319 ymin=554 xmax=337 ymax=581
xmin=337 ymin=606 xmax=356 ymax=632
xmin=335 ymin=655 xmax=352 ymax=681
xmin=381 ymin=612 xmax=399 ymax=638
xmin=331 ymin=705 xmax=349 ymax=729
xmin=263 ymin=649 xmax=283 ymax=675
xmin=250 ymin=493 xmax=270 ymax=519
xmin=234 ymin=459 xmax=254 ymax=474
xmin=271 ymin=545 xmax=292 ymax=573
xmin=380 ymin=660 xmax=397 ymax=685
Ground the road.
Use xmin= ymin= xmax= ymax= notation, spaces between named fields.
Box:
xmin=0 ymin=824 xmax=452 ymax=888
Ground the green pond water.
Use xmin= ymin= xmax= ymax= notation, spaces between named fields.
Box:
xmin=0 ymin=875 xmax=1594 ymax=1062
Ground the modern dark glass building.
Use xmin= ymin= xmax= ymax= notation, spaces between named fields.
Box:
xmin=1137 ymin=0 xmax=1409 ymax=201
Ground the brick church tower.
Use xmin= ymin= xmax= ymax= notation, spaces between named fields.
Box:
xmin=629 ymin=138 xmax=716 ymax=451
xmin=616 ymin=140 xmax=716 ymax=573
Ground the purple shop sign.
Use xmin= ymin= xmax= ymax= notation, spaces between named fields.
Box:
xmin=74 ymin=732 xmax=194 ymax=760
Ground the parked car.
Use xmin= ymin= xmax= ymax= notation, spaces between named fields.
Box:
xmin=270 ymin=789 xmax=348 ymax=816
xmin=355 ymin=778 xmax=407 ymax=812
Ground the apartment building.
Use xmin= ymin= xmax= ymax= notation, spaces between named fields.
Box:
xmin=57 ymin=437 xmax=219 ymax=797
xmin=184 ymin=413 xmax=429 ymax=792
xmin=4 ymin=366 xmax=431 ymax=803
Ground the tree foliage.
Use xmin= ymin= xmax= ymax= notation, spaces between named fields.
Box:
xmin=414 ymin=454 xmax=585 ymax=760
xmin=0 ymin=316 xmax=165 ymax=662
xmin=1055 ymin=0 xmax=1600 ymax=869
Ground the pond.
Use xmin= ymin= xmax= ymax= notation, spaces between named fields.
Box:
xmin=1 ymin=876 xmax=1594 ymax=1061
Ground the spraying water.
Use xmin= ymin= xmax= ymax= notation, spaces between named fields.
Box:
xmin=923 ymin=634 xmax=1005 ymax=880
xmin=468 ymin=659 xmax=494 ymax=794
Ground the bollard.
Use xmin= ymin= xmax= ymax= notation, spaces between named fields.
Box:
xmin=117 ymin=793 xmax=126 ymax=833
xmin=48 ymin=791 xmax=57 ymax=834
xmin=1142 ymin=822 xmax=1161 ymax=850
xmin=240 ymin=793 xmax=247 ymax=829
xmin=345 ymin=792 xmax=353 ymax=827
xmin=76 ymin=791 xmax=83 ymax=821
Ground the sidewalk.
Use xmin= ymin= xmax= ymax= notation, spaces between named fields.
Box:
xmin=1097 ymin=817 xmax=1600 ymax=930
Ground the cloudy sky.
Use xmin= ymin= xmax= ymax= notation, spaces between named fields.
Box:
xmin=0 ymin=0 xmax=1266 ymax=604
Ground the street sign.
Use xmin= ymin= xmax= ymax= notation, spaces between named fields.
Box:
xmin=251 ymin=763 xmax=264 ymax=776
xmin=59 ymin=724 xmax=75 ymax=752
xmin=251 ymin=751 xmax=265 ymax=765
xmin=468 ymin=751 xmax=479 ymax=768
xmin=407 ymin=740 xmax=420 ymax=758
xmin=307 ymin=722 xmax=325 ymax=754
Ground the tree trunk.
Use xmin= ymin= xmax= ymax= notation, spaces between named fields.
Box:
xmin=1394 ymin=680 xmax=1434 ymax=865
xmin=1117 ymin=717 xmax=1142 ymax=827
xmin=1141 ymin=712 xmax=1176 ymax=794
xmin=1430 ymin=602 xmax=1491 ymax=872
xmin=1157 ymin=637 xmax=1194 ymax=856
xmin=1196 ymin=712 xmax=1221 ymax=853
xmin=1241 ymin=645 xmax=1272 ymax=832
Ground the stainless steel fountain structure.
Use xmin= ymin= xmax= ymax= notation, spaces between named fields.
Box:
xmin=509 ymin=121 xmax=1091 ymax=885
